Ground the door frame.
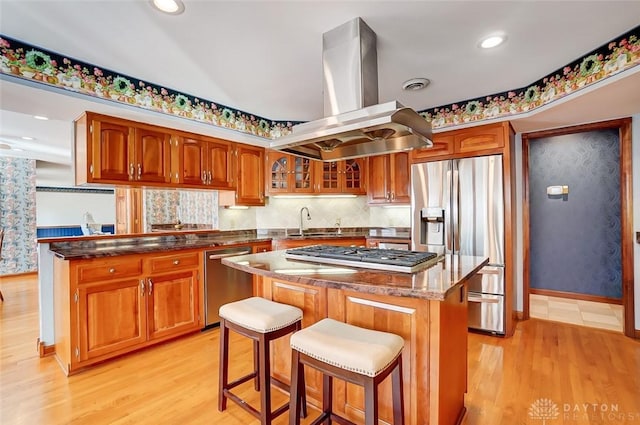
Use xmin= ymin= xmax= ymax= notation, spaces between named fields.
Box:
xmin=522 ymin=118 xmax=635 ymax=338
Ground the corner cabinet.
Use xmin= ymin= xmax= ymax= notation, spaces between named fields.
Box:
xmin=367 ymin=152 xmax=410 ymax=205
xmin=53 ymin=250 xmax=202 ymax=375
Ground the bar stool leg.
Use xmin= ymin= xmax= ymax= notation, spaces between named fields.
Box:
xmin=392 ymin=356 xmax=404 ymax=425
xmin=364 ymin=378 xmax=378 ymax=425
xmin=289 ymin=349 xmax=301 ymax=425
xmin=218 ymin=319 xmax=229 ymax=411
xmin=258 ymin=333 xmax=272 ymax=425
xmin=253 ymin=340 xmax=260 ymax=391
xmin=323 ymin=374 xmax=333 ymax=422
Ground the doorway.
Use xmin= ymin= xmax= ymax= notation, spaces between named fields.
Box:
xmin=522 ymin=118 xmax=635 ymax=337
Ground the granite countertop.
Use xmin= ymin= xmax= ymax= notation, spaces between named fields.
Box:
xmin=222 ymin=251 xmax=488 ymax=300
xmin=43 ymin=227 xmax=412 ymax=260
xmin=46 ymin=231 xmax=271 ymax=260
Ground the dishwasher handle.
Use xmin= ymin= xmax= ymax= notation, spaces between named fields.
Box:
xmin=209 ymin=250 xmax=251 ymax=260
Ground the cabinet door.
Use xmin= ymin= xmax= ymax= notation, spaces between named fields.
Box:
xmin=292 ymin=156 xmax=315 ymax=193
xmin=343 ymin=158 xmax=366 ymax=194
xmin=133 ymin=127 xmax=171 ymax=183
xmin=206 ymin=139 xmax=232 ymax=188
xmin=389 ymin=152 xmax=410 ymax=204
xmin=90 ymin=119 xmax=134 ymax=182
xmin=267 ymin=279 xmax=327 ymax=405
xmin=236 ymin=145 xmax=265 ymax=205
xmin=178 ymin=136 xmax=208 ymax=186
xmin=455 ymin=124 xmax=505 ymax=154
xmin=315 ymin=161 xmax=341 ymax=193
xmin=114 ymin=188 xmax=144 ymax=234
xmin=367 ymin=154 xmax=390 ymax=204
xmin=410 ymin=134 xmax=455 ymax=162
xmin=146 ymin=270 xmax=199 ymax=341
xmin=77 ymin=278 xmax=147 ymax=361
xmin=267 ymin=151 xmax=291 ymax=193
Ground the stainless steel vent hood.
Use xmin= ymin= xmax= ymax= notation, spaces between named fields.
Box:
xmin=269 ymin=17 xmax=433 ymax=161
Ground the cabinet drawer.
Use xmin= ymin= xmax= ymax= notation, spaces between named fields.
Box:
xmin=252 ymin=242 xmax=272 ymax=253
xmin=77 ymin=258 xmax=143 ymax=284
xmin=148 ymin=252 xmax=200 ymax=273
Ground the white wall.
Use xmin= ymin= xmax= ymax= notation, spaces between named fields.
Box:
xmin=36 ymin=191 xmax=115 ymax=226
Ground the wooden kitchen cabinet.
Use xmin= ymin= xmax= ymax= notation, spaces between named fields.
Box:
xmin=314 ymin=158 xmax=366 ymax=194
xmin=53 ymin=250 xmax=202 ymax=375
xmin=367 ymin=152 xmax=410 ymax=205
xmin=266 ymin=151 xmax=315 ymax=194
xmin=115 ymin=187 xmax=143 ymax=234
xmin=173 ymin=134 xmax=234 ymax=189
xmin=234 ymin=144 xmax=265 ymax=206
xmin=75 ymin=112 xmax=171 ymax=185
xmin=411 ymin=121 xmax=509 ymax=162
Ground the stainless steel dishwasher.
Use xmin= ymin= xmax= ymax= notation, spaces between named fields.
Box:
xmin=204 ymin=246 xmax=253 ymax=329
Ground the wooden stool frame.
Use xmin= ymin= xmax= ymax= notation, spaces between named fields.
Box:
xmin=289 ymin=348 xmax=404 ymax=425
xmin=218 ymin=318 xmax=307 ymax=424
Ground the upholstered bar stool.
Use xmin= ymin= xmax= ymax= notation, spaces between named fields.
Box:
xmin=218 ymin=296 xmax=306 ymax=425
xmin=289 ymin=318 xmax=405 ymax=425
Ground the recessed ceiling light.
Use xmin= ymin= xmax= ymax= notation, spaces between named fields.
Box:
xmin=402 ymin=78 xmax=430 ymax=91
xmin=479 ymin=34 xmax=506 ymax=49
xmin=33 ymin=115 xmax=49 ymax=120
xmin=21 ymin=136 xmax=34 ymax=140
xmin=12 ymin=148 xmax=24 ymax=152
xmin=150 ymin=0 xmax=185 ymax=15
xmin=0 ymin=143 xmax=11 ymax=150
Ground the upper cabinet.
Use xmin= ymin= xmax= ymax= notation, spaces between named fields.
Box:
xmin=265 ymin=152 xmax=366 ymax=196
xmin=76 ymin=113 xmax=171 ymax=185
xmin=411 ymin=121 xmax=509 ymax=162
xmin=266 ymin=151 xmax=315 ymax=194
xmin=234 ymin=144 xmax=265 ymax=206
xmin=367 ymin=152 xmax=410 ymax=205
xmin=173 ymin=135 xmax=233 ymax=189
xmin=315 ymin=158 xmax=367 ymax=195
xmin=75 ymin=112 xmax=265 ymax=201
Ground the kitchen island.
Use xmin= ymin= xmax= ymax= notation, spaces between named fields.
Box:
xmin=222 ymin=250 xmax=488 ymax=425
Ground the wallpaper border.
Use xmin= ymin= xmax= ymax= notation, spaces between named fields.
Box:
xmin=0 ymin=24 xmax=638 ymax=134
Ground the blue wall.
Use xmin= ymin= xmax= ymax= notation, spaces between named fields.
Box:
xmin=36 ymin=225 xmax=115 ymax=238
xmin=529 ymin=129 xmax=621 ymax=299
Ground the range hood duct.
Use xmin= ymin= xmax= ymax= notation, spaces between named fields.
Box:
xmin=270 ymin=17 xmax=432 ymax=161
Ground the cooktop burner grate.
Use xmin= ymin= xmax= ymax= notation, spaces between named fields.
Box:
xmin=284 ymin=245 xmax=439 ymax=272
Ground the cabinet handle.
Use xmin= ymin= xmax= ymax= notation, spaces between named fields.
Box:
xmin=129 ymin=163 xmax=134 ymax=180
xmin=140 ymin=280 xmax=145 ymax=296
xmin=391 ymin=192 xmax=395 ymax=200
xmin=109 ymin=268 xmax=115 ymax=273
xmin=148 ymin=278 xmax=153 ymax=295
xmin=137 ymin=163 xmax=142 ymax=179
xmin=201 ymin=171 xmax=207 ymax=184
xmin=173 ymin=259 xmax=180 ymax=265
xmin=208 ymin=170 xmax=212 ymax=184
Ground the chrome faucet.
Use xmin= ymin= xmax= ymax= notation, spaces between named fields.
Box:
xmin=299 ymin=207 xmax=311 ymax=234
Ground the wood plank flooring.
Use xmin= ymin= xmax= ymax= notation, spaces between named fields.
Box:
xmin=1 ymin=274 xmax=639 ymax=424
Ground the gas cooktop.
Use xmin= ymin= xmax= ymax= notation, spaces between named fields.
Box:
xmin=284 ymin=245 xmax=440 ymax=273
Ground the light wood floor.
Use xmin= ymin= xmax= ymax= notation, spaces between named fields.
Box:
xmin=530 ymin=294 xmax=624 ymax=332
xmin=1 ymin=275 xmax=639 ymax=425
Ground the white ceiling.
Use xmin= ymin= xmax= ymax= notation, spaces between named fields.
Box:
xmin=1 ymin=1 xmax=639 ymax=172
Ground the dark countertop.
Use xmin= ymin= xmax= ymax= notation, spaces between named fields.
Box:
xmin=222 ymin=251 xmax=488 ymax=301
xmin=42 ymin=227 xmax=411 ymax=260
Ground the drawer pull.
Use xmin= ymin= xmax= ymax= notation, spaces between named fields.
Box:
xmin=173 ymin=260 xmax=180 ymax=265
xmin=109 ymin=268 xmax=116 ymax=273
xmin=148 ymin=278 xmax=153 ymax=295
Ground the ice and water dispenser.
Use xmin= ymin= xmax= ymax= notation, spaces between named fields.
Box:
xmin=419 ymin=207 xmax=445 ymax=246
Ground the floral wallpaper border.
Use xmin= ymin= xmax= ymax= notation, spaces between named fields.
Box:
xmin=418 ymin=25 xmax=639 ymax=128
xmin=0 ymin=24 xmax=638 ymax=135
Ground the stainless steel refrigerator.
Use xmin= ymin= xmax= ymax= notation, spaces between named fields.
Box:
xmin=411 ymin=155 xmax=505 ymax=334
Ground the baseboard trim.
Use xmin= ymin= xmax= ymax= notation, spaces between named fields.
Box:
xmin=514 ymin=311 xmax=524 ymax=321
xmin=37 ymin=339 xmax=55 ymax=357
xmin=530 ymin=288 xmax=622 ymax=305
xmin=635 ymin=329 xmax=640 ymax=339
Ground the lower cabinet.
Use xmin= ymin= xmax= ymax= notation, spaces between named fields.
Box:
xmin=54 ymin=250 xmax=202 ymax=375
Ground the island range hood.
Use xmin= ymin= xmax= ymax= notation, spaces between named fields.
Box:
xmin=269 ymin=17 xmax=433 ymax=161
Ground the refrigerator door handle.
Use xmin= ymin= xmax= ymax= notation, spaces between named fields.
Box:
xmin=452 ymin=161 xmax=460 ymax=254
xmin=468 ymin=295 xmax=500 ymax=304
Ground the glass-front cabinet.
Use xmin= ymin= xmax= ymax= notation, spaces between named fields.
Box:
xmin=266 ymin=151 xmax=366 ymax=195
